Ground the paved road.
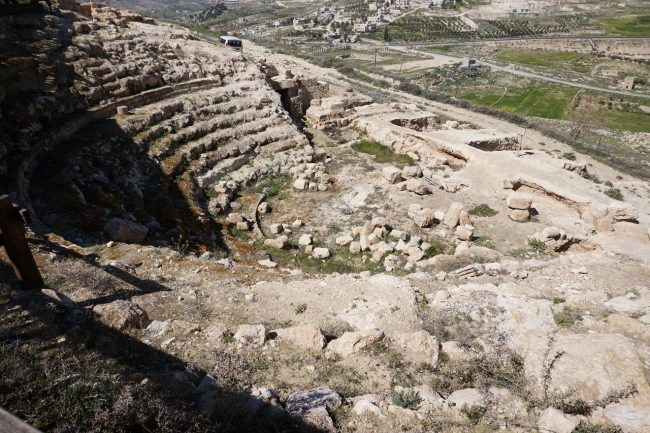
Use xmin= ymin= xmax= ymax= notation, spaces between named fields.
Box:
xmin=390 ymin=45 xmax=650 ymax=100
xmin=360 ymin=35 xmax=650 ymax=48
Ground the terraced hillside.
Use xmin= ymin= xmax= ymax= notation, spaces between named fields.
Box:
xmin=0 ymin=3 xmax=314 ymax=250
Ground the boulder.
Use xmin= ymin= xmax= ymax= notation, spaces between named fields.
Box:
xmin=104 ymin=217 xmax=148 ymax=243
xmin=405 ymin=178 xmax=430 ymax=195
xmin=507 ymin=192 xmax=533 ymax=210
xmin=545 ymin=334 xmax=648 ymax=406
xmin=286 ymin=386 xmax=342 ymax=414
xmin=93 ymin=300 xmax=149 ymax=330
xmin=294 ymin=179 xmax=308 ymax=190
xmin=353 ymin=399 xmax=383 ymax=417
xmin=392 ymin=330 xmax=439 ymax=365
xmin=312 ymin=247 xmax=330 ymax=259
xmin=273 ymin=325 xmax=327 ymax=351
xmin=298 ymin=234 xmax=313 ymax=246
xmin=301 ymin=407 xmax=336 ymax=433
xmin=455 ymin=225 xmax=475 ymax=241
xmin=264 ymin=235 xmax=289 ymax=249
xmin=401 ymin=165 xmax=422 ymax=179
xmin=408 ymin=204 xmax=435 ymax=228
xmin=326 ymin=329 xmax=384 ymax=357
xmin=508 ymin=208 xmax=530 ymax=222
xmin=538 ymin=407 xmax=581 ymax=433
xmin=447 ymin=388 xmax=485 ymax=410
xmin=382 ymin=166 xmax=402 ymax=184
xmin=234 ymin=324 xmax=266 ymax=346
xmin=604 ymin=403 xmax=650 ymax=433
xmin=349 ymin=241 xmax=361 ymax=254
xmin=443 ymin=202 xmax=464 ymax=228
xmin=335 ymin=234 xmax=354 ymax=246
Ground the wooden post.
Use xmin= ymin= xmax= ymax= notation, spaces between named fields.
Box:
xmin=0 ymin=195 xmax=43 ymax=290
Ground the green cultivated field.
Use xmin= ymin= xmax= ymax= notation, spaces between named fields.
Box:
xmin=494 ymin=50 xmax=595 ymax=74
xmin=460 ymin=83 xmax=578 ymax=119
xmin=598 ymin=15 xmax=650 ymax=36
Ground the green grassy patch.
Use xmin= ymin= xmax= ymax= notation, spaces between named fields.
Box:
xmin=554 ymin=306 xmax=583 ymax=328
xmin=599 ymin=15 xmax=650 ymax=36
xmin=461 ymin=83 xmax=577 ymax=119
xmin=468 ymin=203 xmax=498 ymax=217
xmin=473 ymin=236 xmax=496 ymax=250
xmin=351 ymin=140 xmax=414 ymax=166
xmin=253 ymin=173 xmax=293 ymax=197
xmin=604 ymin=187 xmax=624 ymax=201
xmin=494 ymin=49 xmax=595 ymax=73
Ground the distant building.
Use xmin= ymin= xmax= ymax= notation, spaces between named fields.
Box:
xmin=623 ymin=76 xmax=637 ymax=90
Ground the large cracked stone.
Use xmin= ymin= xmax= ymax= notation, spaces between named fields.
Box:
xmin=93 ymin=299 xmax=150 ymax=330
xmin=326 ymin=329 xmax=384 ymax=357
xmin=392 ymin=330 xmax=439 ymax=365
xmin=545 ymin=334 xmax=649 ymax=406
xmin=273 ymin=325 xmax=327 ymax=351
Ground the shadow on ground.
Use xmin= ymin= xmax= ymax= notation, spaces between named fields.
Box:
xmin=0 ymin=254 xmax=326 ymax=433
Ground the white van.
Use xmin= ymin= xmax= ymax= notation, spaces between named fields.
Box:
xmin=219 ymin=36 xmax=242 ymax=50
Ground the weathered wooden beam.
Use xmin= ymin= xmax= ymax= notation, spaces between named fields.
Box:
xmin=0 ymin=407 xmax=43 ymax=433
xmin=0 ymin=195 xmax=44 ymax=290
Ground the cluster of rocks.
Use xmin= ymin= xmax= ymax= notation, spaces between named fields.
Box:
xmin=290 ymin=156 xmax=333 ymax=192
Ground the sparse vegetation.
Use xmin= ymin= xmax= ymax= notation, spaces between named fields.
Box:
xmin=351 ymin=140 xmax=414 ymax=166
xmin=468 ymin=203 xmax=497 ymax=217
xmin=473 ymin=236 xmax=496 ymax=250
xmin=391 ymin=389 xmax=422 ymax=410
xmin=254 ymin=173 xmax=293 ymax=197
xmin=461 ymin=405 xmax=487 ymax=425
xmin=554 ymin=306 xmax=583 ymax=328
xmin=604 ymin=187 xmax=624 ymax=201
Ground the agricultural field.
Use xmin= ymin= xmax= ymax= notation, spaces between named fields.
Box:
xmin=420 ymin=45 xmax=650 ymax=94
xmin=597 ymin=15 xmax=650 ymax=36
xmin=365 ymin=12 xmax=594 ymax=42
xmin=430 ymin=71 xmax=650 ymax=131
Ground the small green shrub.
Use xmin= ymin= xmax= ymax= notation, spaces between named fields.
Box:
xmin=572 ymin=421 xmax=623 ymax=433
xmin=468 ymin=203 xmax=498 ymax=217
xmin=582 ymin=171 xmax=602 ymax=184
xmin=424 ymin=238 xmax=450 ymax=258
xmin=528 ymin=238 xmax=547 ymax=253
xmin=254 ymin=173 xmax=293 ymax=197
xmin=562 ymin=152 xmax=577 ymax=161
xmin=294 ymin=303 xmax=307 ymax=314
xmin=351 ymin=140 xmax=413 ymax=166
xmin=552 ymin=297 xmax=566 ymax=304
xmin=604 ymin=187 xmax=624 ymax=201
xmin=473 ymin=236 xmax=496 ymax=250
xmin=391 ymin=389 xmax=422 ymax=410
xmin=554 ymin=306 xmax=582 ymax=328
xmin=461 ymin=405 xmax=487 ymax=425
